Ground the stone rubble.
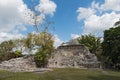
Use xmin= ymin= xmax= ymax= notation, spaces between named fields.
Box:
xmin=0 ymin=56 xmax=52 ymax=72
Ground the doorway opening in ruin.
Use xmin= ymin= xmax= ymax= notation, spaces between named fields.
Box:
xmin=55 ymin=61 xmax=57 ymax=65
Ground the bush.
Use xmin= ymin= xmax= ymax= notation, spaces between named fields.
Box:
xmin=34 ymin=50 xmax=48 ymax=68
xmin=1 ymin=52 xmax=16 ymax=61
xmin=0 ymin=50 xmax=23 ymax=61
xmin=14 ymin=50 xmax=23 ymax=57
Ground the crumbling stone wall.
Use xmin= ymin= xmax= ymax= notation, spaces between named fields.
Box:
xmin=0 ymin=55 xmax=53 ymax=72
xmin=0 ymin=44 xmax=101 ymax=72
xmin=0 ymin=55 xmax=36 ymax=72
xmin=48 ymin=45 xmax=100 ymax=68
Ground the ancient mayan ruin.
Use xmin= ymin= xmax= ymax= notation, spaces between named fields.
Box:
xmin=0 ymin=39 xmax=101 ymax=72
xmin=48 ymin=39 xmax=101 ymax=68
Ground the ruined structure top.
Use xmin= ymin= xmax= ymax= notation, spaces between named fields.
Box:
xmin=58 ymin=44 xmax=85 ymax=49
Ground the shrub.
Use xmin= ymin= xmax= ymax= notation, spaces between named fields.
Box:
xmin=34 ymin=49 xmax=48 ymax=68
xmin=1 ymin=52 xmax=16 ymax=61
xmin=0 ymin=50 xmax=23 ymax=61
xmin=14 ymin=50 xmax=23 ymax=57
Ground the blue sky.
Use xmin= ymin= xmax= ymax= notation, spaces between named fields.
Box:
xmin=23 ymin=0 xmax=120 ymax=41
xmin=23 ymin=0 xmax=104 ymax=41
xmin=0 ymin=0 xmax=120 ymax=47
xmin=23 ymin=0 xmax=93 ymax=41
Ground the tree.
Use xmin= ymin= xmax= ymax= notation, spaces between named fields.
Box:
xmin=102 ymin=21 xmax=120 ymax=69
xmin=24 ymin=31 xmax=54 ymax=67
xmin=78 ymin=34 xmax=102 ymax=55
xmin=0 ymin=40 xmax=15 ymax=60
xmin=0 ymin=40 xmax=15 ymax=54
xmin=23 ymin=0 xmax=55 ymax=67
xmin=13 ymin=39 xmax=26 ymax=53
xmin=34 ymin=31 xmax=54 ymax=67
xmin=0 ymin=40 xmax=24 ymax=61
xmin=114 ymin=20 xmax=120 ymax=26
xmin=25 ymin=33 xmax=36 ymax=54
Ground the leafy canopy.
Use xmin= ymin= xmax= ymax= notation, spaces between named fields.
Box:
xmin=78 ymin=34 xmax=101 ymax=54
xmin=102 ymin=20 xmax=120 ymax=69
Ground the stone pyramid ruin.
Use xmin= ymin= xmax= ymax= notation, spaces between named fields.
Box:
xmin=48 ymin=38 xmax=100 ymax=68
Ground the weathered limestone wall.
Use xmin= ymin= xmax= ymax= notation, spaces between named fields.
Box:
xmin=0 ymin=55 xmax=53 ymax=72
xmin=48 ymin=45 xmax=100 ymax=68
xmin=0 ymin=56 xmax=37 ymax=72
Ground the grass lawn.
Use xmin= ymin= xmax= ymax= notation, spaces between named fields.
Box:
xmin=0 ymin=68 xmax=120 ymax=80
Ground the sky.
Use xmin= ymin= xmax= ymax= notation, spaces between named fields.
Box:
xmin=0 ymin=0 xmax=120 ymax=47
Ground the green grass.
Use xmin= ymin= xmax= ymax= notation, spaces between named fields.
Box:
xmin=0 ymin=68 xmax=120 ymax=80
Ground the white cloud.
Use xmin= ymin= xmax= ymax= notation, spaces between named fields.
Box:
xmin=54 ymin=35 xmax=63 ymax=48
xmin=71 ymin=34 xmax=80 ymax=39
xmin=36 ymin=0 xmax=57 ymax=16
xmin=0 ymin=0 xmax=29 ymax=43
xmin=100 ymin=0 xmax=120 ymax=12
xmin=0 ymin=32 xmax=25 ymax=43
xmin=0 ymin=0 xmax=57 ymax=42
xmin=77 ymin=7 xmax=95 ymax=21
xmin=21 ymin=0 xmax=57 ymax=26
xmin=21 ymin=6 xmax=45 ymax=26
xmin=77 ymin=0 xmax=120 ymax=36
xmin=84 ymin=12 xmax=120 ymax=34
xmin=0 ymin=0 xmax=27 ymax=32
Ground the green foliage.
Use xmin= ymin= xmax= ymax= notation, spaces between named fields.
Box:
xmin=0 ymin=40 xmax=15 ymax=54
xmin=14 ymin=50 xmax=23 ymax=57
xmin=78 ymin=34 xmax=102 ymax=55
xmin=34 ymin=50 xmax=47 ymax=67
xmin=25 ymin=33 xmax=34 ymax=50
xmin=0 ymin=40 xmax=15 ymax=61
xmin=34 ymin=31 xmax=54 ymax=67
xmin=14 ymin=39 xmax=26 ymax=52
xmin=114 ymin=20 xmax=120 ymax=26
xmin=1 ymin=52 xmax=16 ymax=61
xmin=0 ymin=40 xmax=24 ymax=61
xmin=25 ymin=31 xmax=54 ymax=67
xmin=102 ymin=25 xmax=120 ymax=70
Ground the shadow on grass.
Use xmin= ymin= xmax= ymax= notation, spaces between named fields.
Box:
xmin=88 ymin=75 xmax=120 ymax=80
